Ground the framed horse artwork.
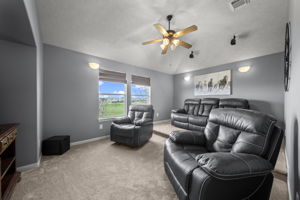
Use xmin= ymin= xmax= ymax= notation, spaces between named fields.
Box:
xmin=194 ymin=70 xmax=231 ymax=96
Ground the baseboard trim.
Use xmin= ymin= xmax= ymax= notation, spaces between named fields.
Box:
xmin=17 ymin=155 xmax=42 ymax=172
xmin=154 ymin=119 xmax=171 ymax=124
xmin=70 ymin=135 xmax=109 ymax=146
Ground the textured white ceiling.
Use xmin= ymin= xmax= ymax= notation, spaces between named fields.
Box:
xmin=36 ymin=0 xmax=288 ymax=74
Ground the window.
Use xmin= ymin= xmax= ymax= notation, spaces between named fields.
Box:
xmin=131 ymin=75 xmax=151 ymax=105
xmin=99 ymin=70 xmax=127 ymax=119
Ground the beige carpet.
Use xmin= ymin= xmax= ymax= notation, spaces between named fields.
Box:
xmin=12 ymin=134 xmax=288 ymax=200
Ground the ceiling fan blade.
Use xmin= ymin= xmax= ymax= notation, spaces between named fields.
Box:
xmin=174 ymin=25 xmax=198 ymax=38
xmin=177 ymin=40 xmax=192 ymax=49
xmin=161 ymin=44 xmax=169 ymax=55
xmin=154 ymin=24 xmax=169 ymax=37
xmin=142 ymin=38 xmax=163 ymax=45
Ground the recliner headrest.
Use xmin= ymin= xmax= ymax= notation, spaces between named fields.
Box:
xmin=219 ymin=98 xmax=249 ymax=109
xmin=184 ymin=98 xmax=201 ymax=105
xmin=129 ymin=104 xmax=153 ymax=112
xmin=209 ymin=108 xmax=276 ymax=136
xmin=201 ymin=98 xmax=219 ymax=105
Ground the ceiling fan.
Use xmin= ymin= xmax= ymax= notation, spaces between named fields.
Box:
xmin=142 ymin=15 xmax=198 ymax=55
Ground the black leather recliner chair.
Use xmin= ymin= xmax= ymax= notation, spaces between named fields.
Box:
xmin=110 ymin=105 xmax=154 ymax=147
xmin=164 ymin=108 xmax=283 ymax=200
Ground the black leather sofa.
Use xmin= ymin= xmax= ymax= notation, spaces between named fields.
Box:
xmin=164 ymin=108 xmax=283 ymax=200
xmin=110 ymin=105 xmax=154 ymax=147
xmin=171 ymin=98 xmax=249 ymax=131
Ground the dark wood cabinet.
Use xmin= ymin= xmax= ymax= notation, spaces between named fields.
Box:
xmin=0 ymin=124 xmax=20 ymax=200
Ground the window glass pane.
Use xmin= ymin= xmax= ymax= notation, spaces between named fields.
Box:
xmin=131 ymin=96 xmax=149 ymax=104
xmin=99 ymin=95 xmax=125 ymax=118
xmin=99 ymin=81 xmax=125 ymax=95
xmin=131 ymin=84 xmax=150 ymax=95
xmin=99 ymin=80 xmax=126 ymax=118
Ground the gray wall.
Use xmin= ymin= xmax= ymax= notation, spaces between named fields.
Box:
xmin=285 ymin=0 xmax=300 ymax=199
xmin=0 ymin=0 xmax=35 ymax=46
xmin=43 ymin=44 xmax=174 ymax=142
xmin=0 ymin=40 xmax=38 ymax=166
xmin=173 ymin=52 xmax=284 ymax=127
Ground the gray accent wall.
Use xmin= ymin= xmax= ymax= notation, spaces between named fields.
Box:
xmin=173 ymin=52 xmax=284 ymax=127
xmin=0 ymin=40 xmax=38 ymax=166
xmin=285 ymin=0 xmax=300 ymax=199
xmin=43 ymin=44 xmax=173 ymax=142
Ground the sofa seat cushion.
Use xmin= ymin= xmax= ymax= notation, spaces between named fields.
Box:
xmin=188 ymin=115 xmax=208 ymax=127
xmin=164 ymin=139 xmax=207 ymax=192
xmin=111 ymin=123 xmax=140 ymax=138
xmin=172 ymin=113 xmax=189 ymax=123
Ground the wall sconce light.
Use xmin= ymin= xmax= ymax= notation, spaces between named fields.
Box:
xmin=88 ymin=62 xmax=100 ymax=70
xmin=238 ymin=65 xmax=251 ymax=72
xmin=184 ymin=76 xmax=191 ymax=81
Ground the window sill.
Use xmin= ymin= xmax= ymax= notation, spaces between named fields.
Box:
xmin=98 ymin=116 xmax=125 ymax=122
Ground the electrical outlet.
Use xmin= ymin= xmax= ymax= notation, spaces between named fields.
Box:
xmin=156 ymin=113 xmax=159 ymax=117
xmin=99 ymin=124 xmax=103 ymax=129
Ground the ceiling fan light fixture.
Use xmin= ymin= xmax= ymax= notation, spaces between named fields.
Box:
xmin=163 ymin=38 xmax=169 ymax=45
xmin=142 ymin=15 xmax=197 ymax=54
xmin=170 ymin=43 xmax=176 ymax=51
xmin=172 ymin=39 xmax=180 ymax=46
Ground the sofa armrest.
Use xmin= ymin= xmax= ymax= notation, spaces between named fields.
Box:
xmin=171 ymin=108 xmax=186 ymax=114
xmin=196 ymin=152 xmax=273 ymax=180
xmin=113 ymin=116 xmax=131 ymax=124
xmin=134 ymin=118 xmax=153 ymax=126
xmin=170 ymin=130 xmax=206 ymax=146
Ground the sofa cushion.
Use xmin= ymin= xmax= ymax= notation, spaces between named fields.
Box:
xmin=219 ymin=98 xmax=249 ymax=109
xmin=172 ymin=113 xmax=189 ymax=123
xmin=164 ymin=139 xmax=207 ymax=192
xmin=198 ymin=98 xmax=219 ymax=116
xmin=172 ymin=121 xmax=189 ymax=130
xmin=205 ymin=108 xmax=276 ymax=157
xmin=183 ymin=99 xmax=201 ymax=115
xmin=188 ymin=115 xmax=208 ymax=127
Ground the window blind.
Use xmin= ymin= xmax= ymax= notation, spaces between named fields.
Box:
xmin=99 ymin=69 xmax=127 ymax=83
xmin=131 ymin=75 xmax=151 ymax=86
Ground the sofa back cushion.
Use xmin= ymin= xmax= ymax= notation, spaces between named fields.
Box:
xmin=205 ymin=108 xmax=276 ymax=157
xmin=184 ymin=99 xmax=201 ymax=115
xmin=197 ymin=98 xmax=219 ymax=116
xmin=219 ymin=98 xmax=249 ymax=109
xmin=128 ymin=105 xmax=154 ymax=123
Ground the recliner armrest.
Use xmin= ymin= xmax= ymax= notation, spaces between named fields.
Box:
xmin=171 ymin=108 xmax=187 ymax=114
xmin=113 ymin=116 xmax=132 ymax=124
xmin=196 ymin=152 xmax=273 ymax=180
xmin=170 ymin=130 xmax=206 ymax=146
xmin=134 ymin=118 xmax=153 ymax=126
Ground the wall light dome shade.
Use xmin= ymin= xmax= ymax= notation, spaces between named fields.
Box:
xmin=238 ymin=66 xmax=251 ymax=72
xmin=184 ymin=76 xmax=191 ymax=81
xmin=89 ymin=62 xmax=100 ymax=70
